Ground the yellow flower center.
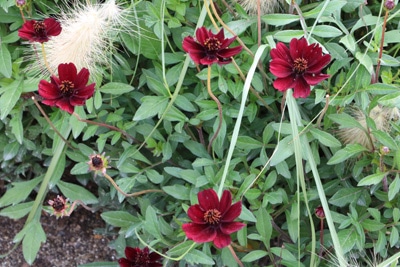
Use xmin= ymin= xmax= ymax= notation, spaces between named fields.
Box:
xmin=293 ymin=58 xmax=308 ymax=74
xmin=204 ymin=37 xmax=221 ymax=51
xmin=204 ymin=209 xmax=221 ymax=224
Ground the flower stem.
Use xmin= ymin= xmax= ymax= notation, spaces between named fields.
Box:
xmin=206 ymin=65 xmax=223 ymax=154
xmin=228 ymin=245 xmax=244 ymax=267
xmin=319 ymin=219 xmax=324 ymax=257
xmin=103 ymin=172 xmax=163 ymax=197
xmin=67 ymin=199 xmax=94 ymax=216
xmin=373 ymin=9 xmax=389 ymax=84
xmin=40 ymin=43 xmax=54 ymax=76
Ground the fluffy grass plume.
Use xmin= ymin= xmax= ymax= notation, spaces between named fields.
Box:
xmin=233 ymin=0 xmax=284 ymax=15
xmin=337 ymin=106 xmax=398 ymax=150
xmin=40 ymin=0 xmax=132 ymax=78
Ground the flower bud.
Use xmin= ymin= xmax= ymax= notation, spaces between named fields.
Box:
xmin=315 ymin=206 xmax=325 ymax=219
xmin=385 ymin=0 xmax=395 ymax=10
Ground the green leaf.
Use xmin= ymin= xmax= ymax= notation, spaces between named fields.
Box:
xmin=303 ymin=1 xmax=347 ymax=18
xmin=262 ymin=14 xmax=299 ymax=26
xmin=167 ymin=240 xmax=195 ymax=257
xmin=70 ymin=162 xmax=90 ymax=175
xmin=389 ymin=227 xmax=399 ymax=247
xmin=236 ymin=136 xmax=263 ymax=150
xmin=310 ymin=25 xmax=342 ymax=38
xmin=329 ymin=188 xmax=363 ymax=207
xmin=378 ymin=92 xmax=400 ymax=108
xmin=328 ymin=113 xmax=364 ymax=129
xmin=225 ymin=19 xmax=256 ymax=36
xmin=184 ymin=249 xmax=215 ymax=265
xmin=361 ymin=219 xmax=385 ymax=232
xmin=101 ymin=211 xmax=139 ymax=228
xmin=270 ymin=135 xmax=295 ymax=166
xmin=0 ymin=79 xmax=23 ymax=120
xmin=327 ymin=144 xmax=368 ymax=165
xmin=0 ymin=44 xmax=12 ymax=78
xmin=338 ymin=228 xmax=357 ymax=254
xmin=310 ymin=128 xmax=341 ymax=148
xmin=0 ymin=201 xmax=34 ymax=219
xmin=162 ymin=185 xmax=190 ymax=200
xmin=357 ymin=172 xmax=388 ymax=186
xmin=133 ymin=96 xmax=168 ymax=121
xmin=99 ymin=82 xmax=134 ymax=95
xmin=57 ymin=180 xmax=98 ymax=204
xmin=144 ymin=206 xmax=162 ymax=239
xmin=241 ymin=250 xmax=268 ymax=262
xmin=389 ymin=175 xmax=400 ymax=201
xmin=0 ymin=177 xmax=42 ymax=207
xmin=3 ymin=141 xmax=20 ymax=161
xmin=10 ymin=110 xmax=24 ymax=144
xmin=274 ymin=30 xmax=304 ymax=42
xmin=22 ymin=221 xmax=46 ymax=265
xmin=372 ymin=130 xmax=398 ymax=150
xmin=255 ymin=208 xmax=272 ymax=248
xmin=366 ymin=83 xmax=399 ymax=94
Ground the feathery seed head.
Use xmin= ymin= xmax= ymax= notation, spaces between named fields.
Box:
xmin=234 ymin=0 xmax=284 ymax=15
xmin=33 ymin=0 xmax=132 ymax=80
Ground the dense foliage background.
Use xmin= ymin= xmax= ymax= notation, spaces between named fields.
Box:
xmin=0 ymin=0 xmax=400 ymax=266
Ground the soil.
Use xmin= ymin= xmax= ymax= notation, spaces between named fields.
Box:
xmin=0 ymin=207 xmax=118 ymax=267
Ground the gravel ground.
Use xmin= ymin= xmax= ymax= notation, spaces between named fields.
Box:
xmin=0 ymin=207 xmax=118 ymax=267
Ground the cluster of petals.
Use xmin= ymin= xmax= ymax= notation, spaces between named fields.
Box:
xmin=269 ymin=38 xmax=331 ymax=98
xmin=48 ymin=195 xmax=69 ymax=218
xmin=18 ymin=17 xmax=62 ymax=43
xmin=182 ymin=27 xmax=242 ymax=65
xmin=182 ymin=189 xmax=245 ymax=249
xmin=38 ymin=63 xmax=95 ymax=114
xmin=118 ymin=246 xmax=162 ymax=267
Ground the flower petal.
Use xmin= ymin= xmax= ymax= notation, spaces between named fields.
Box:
xmin=220 ymin=36 xmax=236 ymax=49
xmin=58 ymin=63 xmax=77 ymax=83
xmin=196 ymin=27 xmax=209 ymax=44
xmin=273 ymin=75 xmax=296 ymax=91
xmin=43 ymin=18 xmax=62 ymax=37
xmin=220 ymin=221 xmax=246 ymax=235
xmin=117 ymin=258 xmax=131 ymax=267
xmin=289 ymin=38 xmax=306 ymax=60
xmin=38 ymin=80 xmax=61 ymax=100
xmin=292 ymin=77 xmax=311 ymax=98
xmin=124 ymin=247 xmax=139 ymax=262
xmin=182 ymin=223 xmax=216 ymax=243
xmin=198 ymin=189 xmax=219 ymax=211
xmin=271 ymin=42 xmax=291 ymax=62
xmin=218 ymin=190 xmax=232 ymax=215
xmin=213 ymin=232 xmax=232 ymax=249
xmin=74 ymin=67 xmax=90 ymax=89
xmin=221 ymin=201 xmax=242 ymax=222
xmin=303 ymin=73 xmax=330 ymax=85
xmin=182 ymin=37 xmax=204 ymax=54
xmin=270 ymin=58 xmax=293 ymax=78
xmin=217 ymin=45 xmax=242 ymax=59
xmin=187 ymin=204 xmax=206 ymax=223
xmin=307 ymin=54 xmax=331 ymax=73
xmin=55 ymin=97 xmax=74 ymax=113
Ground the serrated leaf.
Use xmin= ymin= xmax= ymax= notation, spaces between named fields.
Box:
xmin=327 ymin=144 xmax=368 ymax=165
xmin=101 ymin=211 xmax=138 ymax=228
xmin=357 ymin=172 xmax=388 ymax=186
xmin=99 ymin=82 xmax=134 ymax=95
xmin=0 ymin=79 xmax=23 ymax=120
xmin=22 ymin=221 xmax=46 ymax=265
xmin=57 ymin=180 xmax=98 ymax=204
xmin=310 ymin=128 xmax=341 ymax=147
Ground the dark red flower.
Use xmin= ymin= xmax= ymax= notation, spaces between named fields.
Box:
xmin=269 ymin=38 xmax=331 ymax=98
xmin=182 ymin=27 xmax=242 ymax=65
xmin=315 ymin=206 xmax=325 ymax=219
xmin=118 ymin=247 xmax=162 ymax=267
xmin=48 ymin=195 xmax=70 ymax=218
xmin=182 ymin=189 xmax=245 ymax=249
xmin=18 ymin=18 xmax=62 ymax=43
xmin=38 ymin=63 xmax=95 ymax=114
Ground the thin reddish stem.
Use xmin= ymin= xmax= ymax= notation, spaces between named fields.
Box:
xmin=373 ymin=10 xmax=389 ymax=84
xmin=228 ymin=245 xmax=244 ymax=267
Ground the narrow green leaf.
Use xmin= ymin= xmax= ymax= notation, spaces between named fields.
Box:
xmin=236 ymin=136 xmax=263 ymax=150
xmin=389 ymin=227 xmax=399 ymax=247
xmin=101 ymin=211 xmax=138 ymax=228
xmin=57 ymin=180 xmax=98 ymax=204
xmin=327 ymin=144 xmax=368 ymax=165
xmin=255 ymin=208 xmax=272 ymax=248
xmin=0 ymin=201 xmax=34 ymax=219
xmin=0 ymin=79 xmax=23 ymax=120
xmin=357 ymin=172 xmax=388 ymax=186
xmin=162 ymin=185 xmax=190 ymax=200
xmin=99 ymin=82 xmax=134 ymax=95
xmin=0 ymin=43 xmax=12 ymax=78
xmin=133 ymin=96 xmax=168 ymax=121
xmin=22 ymin=221 xmax=46 ymax=265
xmin=329 ymin=188 xmax=363 ymax=207
xmin=389 ymin=175 xmax=400 ymax=201
xmin=310 ymin=128 xmax=341 ymax=147
xmin=338 ymin=228 xmax=357 ymax=254
xmin=361 ymin=219 xmax=385 ymax=232
xmin=144 ymin=206 xmax=162 ymax=239
xmin=241 ymin=250 xmax=268 ymax=262
xmin=185 ymin=249 xmax=215 ymax=265
xmin=309 ymin=25 xmax=342 ymax=38
xmin=0 ymin=177 xmax=42 ymax=207
xmin=262 ymin=14 xmax=299 ymax=26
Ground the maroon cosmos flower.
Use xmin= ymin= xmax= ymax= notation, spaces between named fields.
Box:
xmin=38 ymin=63 xmax=95 ymax=114
xmin=182 ymin=27 xmax=242 ymax=65
xmin=18 ymin=18 xmax=62 ymax=43
xmin=269 ymin=38 xmax=331 ymax=98
xmin=182 ymin=189 xmax=245 ymax=249
xmin=118 ymin=247 xmax=162 ymax=267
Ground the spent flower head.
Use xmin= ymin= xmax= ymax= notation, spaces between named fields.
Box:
xmin=18 ymin=18 xmax=62 ymax=43
xmin=87 ymin=152 xmax=110 ymax=176
xmin=182 ymin=189 xmax=245 ymax=249
xmin=118 ymin=246 xmax=162 ymax=267
xmin=38 ymin=62 xmax=95 ymax=114
xmin=182 ymin=27 xmax=242 ymax=66
xmin=269 ymin=38 xmax=331 ymax=98
xmin=235 ymin=0 xmax=283 ymax=15
xmin=48 ymin=195 xmax=70 ymax=218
